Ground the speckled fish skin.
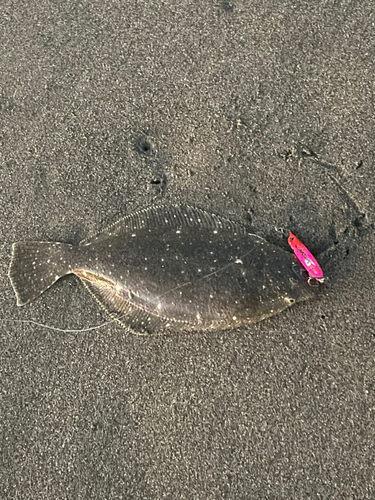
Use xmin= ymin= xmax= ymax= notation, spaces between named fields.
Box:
xmin=8 ymin=206 xmax=320 ymax=334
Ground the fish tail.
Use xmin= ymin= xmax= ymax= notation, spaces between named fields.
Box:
xmin=8 ymin=241 xmax=74 ymax=306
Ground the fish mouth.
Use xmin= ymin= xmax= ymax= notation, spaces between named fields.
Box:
xmin=307 ymin=276 xmax=325 ymax=286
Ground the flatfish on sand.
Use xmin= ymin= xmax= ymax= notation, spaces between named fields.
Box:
xmin=8 ymin=206 xmax=321 ymax=334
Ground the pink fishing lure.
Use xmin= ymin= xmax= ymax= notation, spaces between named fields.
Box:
xmin=288 ymin=232 xmax=324 ymax=284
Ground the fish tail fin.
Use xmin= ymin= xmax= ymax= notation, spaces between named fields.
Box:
xmin=8 ymin=241 xmax=74 ymax=306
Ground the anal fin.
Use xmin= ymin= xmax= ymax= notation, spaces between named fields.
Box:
xmin=78 ymin=277 xmax=177 ymax=335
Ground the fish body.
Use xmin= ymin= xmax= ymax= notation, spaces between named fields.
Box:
xmin=9 ymin=206 xmax=320 ymax=334
xmin=288 ymin=232 xmax=324 ymax=283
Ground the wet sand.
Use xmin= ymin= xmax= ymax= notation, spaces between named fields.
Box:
xmin=1 ymin=1 xmax=374 ymax=498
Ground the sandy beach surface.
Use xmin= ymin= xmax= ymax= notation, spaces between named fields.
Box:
xmin=1 ymin=1 xmax=374 ymax=498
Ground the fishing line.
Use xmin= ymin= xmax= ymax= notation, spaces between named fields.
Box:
xmin=0 ymin=318 xmax=115 ymax=333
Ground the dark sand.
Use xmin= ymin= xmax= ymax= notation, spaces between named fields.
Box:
xmin=1 ymin=1 xmax=374 ymax=498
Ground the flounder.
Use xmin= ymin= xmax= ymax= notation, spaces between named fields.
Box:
xmin=8 ymin=205 xmax=321 ymax=334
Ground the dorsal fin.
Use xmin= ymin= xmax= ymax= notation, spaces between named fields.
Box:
xmin=79 ymin=205 xmax=247 ymax=247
